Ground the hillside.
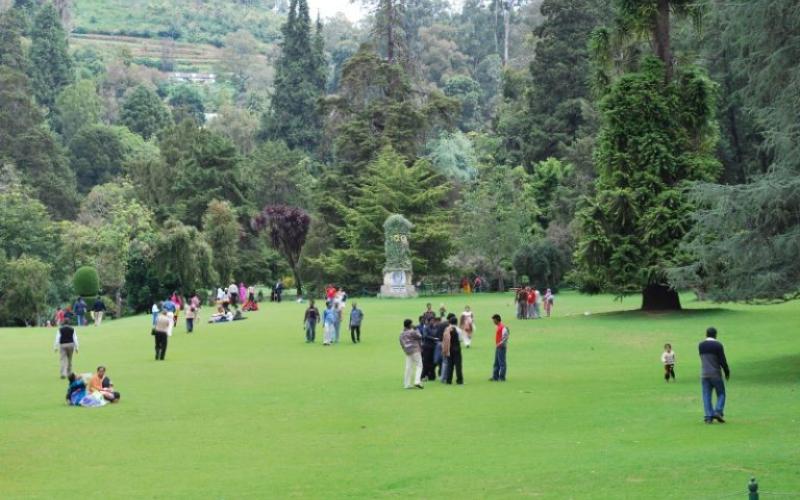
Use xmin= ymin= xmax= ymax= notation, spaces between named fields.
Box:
xmin=71 ymin=0 xmax=284 ymax=46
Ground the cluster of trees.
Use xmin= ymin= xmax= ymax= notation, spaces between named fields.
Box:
xmin=0 ymin=0 xmax=797 ymax=324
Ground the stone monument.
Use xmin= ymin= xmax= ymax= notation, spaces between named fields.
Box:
xmin=379 ymin=214 xmax=418 ymax=298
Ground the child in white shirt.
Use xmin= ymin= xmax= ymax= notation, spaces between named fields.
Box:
xmin=661 ymin=343 xmax=676 ymax=382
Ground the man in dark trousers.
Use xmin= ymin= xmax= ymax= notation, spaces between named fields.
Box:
xmin=420 ymin=316 xmax=438 ymax=381
xmin=441 ymin=316 xmax=463 ymax=385
xmin=699 ymin=326 xmax=730 ymax=423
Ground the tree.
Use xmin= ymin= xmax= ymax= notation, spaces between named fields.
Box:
xmin=241 ymin=140 xmax=314 ymax=209
xmin=207 ymin=105 xmax=259 ymax=155
xmin=426 ymin=131 xmax=478 ymax=182
xmin=153 ymin=219 xmax=217 ymax=293
xmin=574 ymin=59 xmax=720 ymax=309
xmin=202 ymin=200 xmax=241 ymax=285
xmin=0 ymin=67 xmax=77 ymax=217
xmin=443 ymin=74 xmax=483 ymax=131
xmin=0 ymin=256 xmax=50 ymax=326
xmin=251 ymin=205 xmax=311 ymax=297
xmin=454 ymin=163 xmax=540 ymax=290
xmin=119 ymin=85 xmax=172 ymax=140
xmin=168 ymin=85 xmax=206 ymax=125
xmin=668 ymin=0 xmax=800 ymax=302
xmin=260 ymin=0 xmax=326 ymax=152
xmin=313 ymin=146 xmax=453 ymax=287
xmin=160 ymin=121 xmax=246 ymax=227
xmin=28 ymin=2 xmax=74 ymax=113
xmin=55 ymin=79 xmax=105 ymax=142
xmin=68 ymin=124 xmax=143 ymax=191
xmin=513 ymin=238 xmax=568 ymax=290
xmin=0 ymin=8 xmax=27 ymax=72
xmin=73 ymin=266 xmax=100 ymax=297
xmin=0 ymin=184 xmax=59 ymax=262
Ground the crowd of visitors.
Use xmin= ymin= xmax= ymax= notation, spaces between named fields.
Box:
xmin=514 ymin=287 xmax=554 ymax=319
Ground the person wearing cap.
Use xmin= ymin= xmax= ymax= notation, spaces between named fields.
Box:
xmin=698 ymin=327 xmax=730 ymax=423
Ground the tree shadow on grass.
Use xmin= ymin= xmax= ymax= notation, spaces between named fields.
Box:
xmin=586 ymin=308 xmax=745 ymax=321
xmin=736 ymin=354 xmax=800 ymax=386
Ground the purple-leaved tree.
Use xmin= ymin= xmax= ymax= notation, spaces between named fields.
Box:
xmin=251 ymin=205 xmax=311 ymax=297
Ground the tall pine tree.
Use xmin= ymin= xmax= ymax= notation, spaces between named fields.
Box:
xmin=28 ymin=2 xmax=74 ymax=113
xmin=260 ymin=0 xmax=326 ymax=152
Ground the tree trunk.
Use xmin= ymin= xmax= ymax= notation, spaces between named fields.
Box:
xmin=653 ymin=0 xmax=672 ymax=81
xmin=503 ymin=1 xmax=510 ymax=66
xmin=641 ymin=283 xmax=682 ymax=311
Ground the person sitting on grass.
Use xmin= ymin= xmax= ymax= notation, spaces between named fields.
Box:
xmin=66 ymin=373 xmax=108 ymax=407
xmin=89 ymin=366 xmax=120 ymax=403
xmin=209 ymin=306 xmax=233 ymax=323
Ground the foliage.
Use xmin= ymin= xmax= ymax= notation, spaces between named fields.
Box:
xmin=160 ymin=120 xmax=246 ymax=227
xmin=153 ymin=218 xmax=216 ymax=293
xmin=260 ymin=0 xmax=326 ymax=152
xmin=312 ymin=146 xmax=453 ymax=288
xmin=54 ymin=79 xmax=105 ymax=142
xmin=251 ymin=204 xmax=311 ymax=296
xmin=28 ymin=3 xmax=74 ymax=113
xmin=574 ymin=59 xmax=720 ymax=308
xmin=241 ymin=140 xmax=314 ymax=210
xmin=202 ymin=199 xmax=241 ymax=285
xmin=0 ymin=8 xmax=27 ymax=72
xmin=207 ymin=105 xmax=259 ymax=155
xmin=119 ymin=85 xmax=173 ymax=140
xmin=73 ymin=265 xmax=100 ymax=297
xmin=453 ymin=163 xmax=540 ymax=289
xmin=0 ymin=184 xmax=59 ymax=262
xmin=0 ymin=255 xmax=51 ymax=326
xmin=513 ymin=238 xmax=569 ymax=289
xmin=168 ymin=85 xmax=206 ymax=124
xmin=443 ymin=74 xmax=483 ymax=131
xmin=669 ymin=0 xmax=800 ymax=301
xmin=68 ymin=124 xmax=145 ymax=191
xmin=426 ymin=131 xmax=477 ymax=182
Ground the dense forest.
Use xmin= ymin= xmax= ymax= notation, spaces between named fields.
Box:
xmin=0 ymin=0 xmax=797 ymax=325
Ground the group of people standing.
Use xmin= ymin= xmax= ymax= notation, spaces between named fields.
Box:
xmin=52 ymin=296 xmax=107 ymax=328
xmin=399 ymin=303 xmax=509 ymax=389
xmin=515 ymin=287 xmax=554 ymax=320
xmin=302 ymin=285 xmax=365 ymax=345
xmin=215 ymin=283 xmax=259 ymax=312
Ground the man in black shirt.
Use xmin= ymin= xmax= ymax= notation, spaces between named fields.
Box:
xmin=698 ymin=327 xmax=731 ymax=423
xmin=53 ymin=319 xmax=79 ymax=378
xmin=92 ymin=296 xmax=106 ymax=327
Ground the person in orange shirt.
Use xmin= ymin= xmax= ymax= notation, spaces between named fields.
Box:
xmin=89 ymin=366 xmax=120 ymax=402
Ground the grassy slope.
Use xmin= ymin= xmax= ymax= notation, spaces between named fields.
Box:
xmin=1 ymin=292 xmax=798 ymax=498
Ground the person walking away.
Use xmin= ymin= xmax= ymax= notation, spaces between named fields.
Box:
xmin=73 ymin=297 xmax=87 ymax=327
xmin=326 ymin=284 xmax=337 ymax=302
xmin=661 ymin=343 xmax=676 ymax=382
xmin=699 ymin=327 xmax=730 ymax=423
xmin=274 ymin=281 xmax=284 ymax=302
xmin=349 ymin=302 xmax=364 ymax=343
xmin=322 ymin=301 xmax=337 ymax=346
xmin=459 ymin=305 xmax=474 ymax=348
xmin=162 ymin=298 xmax=177 ymax=337
xmin=151 ymin=302 xmax=160 ymax=326
xmin=516 ymin=288 xmax=527 ymax=320
xmin=441 ymin=316 xmax=464 ymax=385
xmin=239 ymin=283 xmax=247 ymax=306
xmin=399 ymin=319 xmax=424 ymax=389
xmin=304 ymin=300 xmax=320 ymax=343
xmin=544 ymin=288 xmax=554 ymax=317
xmin=491 ymin=314 xmax=509 ymax=381
xmin=228 ymin=283 xmax=239 ymax=308
xmin=53 ymin=319 xmax=78 ymax=378
xmin=153 ymin=310 xmax=171 ymax=360
xmin=92 ymin=296 xmax=106 ymax=327
xmin=185 ymin=304 xmax=196 ymax=333
xmin=55 ymin=307 xmax=65 ymax=327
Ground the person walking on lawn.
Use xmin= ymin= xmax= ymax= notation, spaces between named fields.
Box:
xmin=53 ymin=318 xmax=78 ymax=378
xmin=399 ymin=319 xmax=424 ymax=389
xmin=699 ymin=327 xmax=730 ymax=424
xmin=490 ymin=314 xmax=509 ymax=381
xmin=349 ymin=302 xmax=364 ymax=343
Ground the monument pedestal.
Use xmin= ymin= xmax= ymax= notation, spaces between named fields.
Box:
xmin=379 ymin=270 xmax=418 ymax=298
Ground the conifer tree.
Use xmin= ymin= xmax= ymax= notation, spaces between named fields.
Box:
xmin=0 ymin=9 xmax=27 ymax=71
xmin=28 ymin=2 xmax=74 ymax=113
xmin=260 ymin=0 xmax=326 ymax=152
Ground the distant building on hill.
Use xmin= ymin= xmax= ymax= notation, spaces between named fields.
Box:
xmin=168 ymin=72 xmax=216 ymax=84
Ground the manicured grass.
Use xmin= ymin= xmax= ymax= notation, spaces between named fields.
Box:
xmin=1 ymin=292 xmax=798 ymax=498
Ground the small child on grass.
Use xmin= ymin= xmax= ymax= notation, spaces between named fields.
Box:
xmin=661 ymin=343 xmax=676 ymax=382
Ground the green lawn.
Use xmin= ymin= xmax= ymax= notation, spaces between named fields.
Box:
xmin=1 ymin=292 xmax=798 ymax=498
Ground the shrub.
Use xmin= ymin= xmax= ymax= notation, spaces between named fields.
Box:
xmin=73 ymin=266 xmax=100 ymax=297
xmin=513 ymin=239 xmax=569 ymax=290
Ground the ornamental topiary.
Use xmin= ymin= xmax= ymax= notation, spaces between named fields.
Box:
xmin=73 ymin=266 xmax=100 ymax=297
